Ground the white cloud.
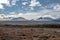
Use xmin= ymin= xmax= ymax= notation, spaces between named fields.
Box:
xmin=0 ymin=8 xmax=60 ymax=20
xmin=0 ymin=9 xmax=60 ymax=20
xmin=6 ymin=12 xmax=18 ymax=18
xmin=47 ymin=11 xmax=60 ymax=18
xmin=11 ymin=0 xmax=18 ymax=5
xmin=18 ymin=13 xmax=40 ymax=20
xmin=1 ymin=9 xmax=59 ymax=20
xmin=44 ymin=4 xmax=60 ymax=11
xmin=29 ymin=0 xmax=41 ymax=10
xmin=53 ymin=4 xmax=60 ymax=11
xmin=0 ymin=12 xmax=40 ymax=20
xmin=0 ymin=4 xmax=4 ymax=9
xmin=22 ymin=2 xmax=28 ymax=5
xmin=29 ymin=0 xmax=41 ymax=7
xmin=0 ymin=0 xmax=10 ymax=9
xmin=42 ymin=15 xmax=56 ymax=19
xmin=0 ymin=0 xmax=10 ymax=5
xmin=0 ymin=14 xmax=9 ymax=21
xmin=9 ymin=12 xmax=17 ymax=15
xmin=0 ymin=0 xmax=19 ymax=9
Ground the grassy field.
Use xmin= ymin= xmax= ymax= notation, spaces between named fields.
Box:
xmin=0 ymin=24 xmax=60 ymax=40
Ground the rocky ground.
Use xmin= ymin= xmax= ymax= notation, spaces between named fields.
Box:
xmin=0 ymin=27 xmax=60 ymax=40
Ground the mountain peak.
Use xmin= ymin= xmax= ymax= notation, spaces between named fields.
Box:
xmin=11 ymin=17 xmax=27 ymax=21
xmin=36 ymin=17 xmax=53 ymax=21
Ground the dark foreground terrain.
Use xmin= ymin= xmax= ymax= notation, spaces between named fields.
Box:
xmin=0 ymin=24 xmax=60 ymax=40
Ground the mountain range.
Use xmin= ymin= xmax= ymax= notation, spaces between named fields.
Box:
xmin=36 ymin=17 xmax=53 ymax=21
xmin=10 ymin=17 xmax=27 ymax=21
xmin=36 ymin=17 xmax=60 ymax=22
xmin=0 ymin=17 xmax=60 ymax=22
xmin=0 ymin=17 xmax=60 ymax=25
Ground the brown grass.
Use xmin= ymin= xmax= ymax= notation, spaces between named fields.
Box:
xmin=0 ymin=27 xmax=60 ymax=40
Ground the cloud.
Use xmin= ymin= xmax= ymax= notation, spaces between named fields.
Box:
xmin=0 ymin=12 xmax=40 ymax=20
xmin=0 ymin=0 xmax=10 ymax=5
xmin=42 ymin=15 xmax=56 ymax=19
xmin=0 ymin=9 xmax=59 ymax=20
xmin=53 ymin=4 xmax=60 ymax=11
xmin=5 ymin=12 xmax=40 ymax=20
xmin=43 ymin=4 xmax=60 ymax=11
xmin=11 ymin=0 xmax=19 ymax=5
xmin=22 ymin=0 xmax=41 ymax=6
xmin=6 ymin=12 xmax=18 ymax=18
xmin=29 ymin=0 xmax=41 ymax=7
xmin=0 ymin=3 xmax=60 ymax=20
xmin=0 ymin=4 xmax=4 ymax=9
xmin=22 ymin=2 xmax=28 ymax=5
xmin=0 ymin=0 xmax=10 ymax=9
xmin=29 ymin=0 xmax=41 ymax=10
xmin=47 ymin=11 xmax=60 ymax=18
xmin=0 ymin=0 xmax=19 ymax=9
xmin=18 ymin=13 xmax=40 ymax=20
xmin=0 ymin=8 xmax=60 ymax=20
xmin=0 ymin=14 xmax=10 ymax=21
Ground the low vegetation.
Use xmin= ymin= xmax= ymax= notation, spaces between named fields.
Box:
xmin=0 ymin=24 xmax=60 ymax=28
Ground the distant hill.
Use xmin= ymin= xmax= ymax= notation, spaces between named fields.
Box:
xmin=0 ymin=16 xmax=60 ymax=22
xmin=53 ymin=18 xmax=60 ymax=22
xmin=10 ymin=17 xmax=27 ymax=21
xmin=36 ymin=17 xmax=53 ymax=21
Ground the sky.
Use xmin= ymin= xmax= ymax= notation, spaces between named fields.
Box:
xmin=0 ymin=0 xmax=60 ymax=20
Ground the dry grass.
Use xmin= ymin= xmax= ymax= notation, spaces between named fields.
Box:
xmin=0 ymin=27 xmax=60 ymax=40
xmin=0 ymin=24 xmax=60 ymax=40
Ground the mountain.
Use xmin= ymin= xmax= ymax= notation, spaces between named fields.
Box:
xmin=9 ymin=17 xmax=27 ymax=21
xmin=36 ymin=17 xmax=53 ymax=21
xmin=1 ymin=16 xmax=60 ymax=22
xmin=53 ymin=18 xmax=60 ymax=22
